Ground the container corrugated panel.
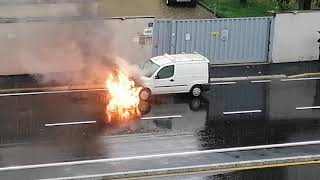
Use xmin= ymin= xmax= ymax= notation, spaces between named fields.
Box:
xmin=152 ymin=20 xmax=172 ymax=57
xmin=153 ymin=17 xmax=273 ymax=64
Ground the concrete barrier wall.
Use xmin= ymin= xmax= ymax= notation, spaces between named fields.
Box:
xmin=271 ymin=11 xmax=320 ymax=63
xmin=0 ymin=17 xmax=154 ymax=75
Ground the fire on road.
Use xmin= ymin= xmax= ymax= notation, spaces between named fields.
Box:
xmin=105 ymin=70 xmax=143 ymax=123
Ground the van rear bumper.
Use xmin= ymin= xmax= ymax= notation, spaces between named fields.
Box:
xmin=201 ymin=84 xmax=211 ymax=91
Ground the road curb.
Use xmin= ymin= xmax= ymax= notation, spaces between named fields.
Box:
xmin=1 ymin=72 xmax=320 ymax=93
xmin=210 ymin=62 xmax=269 ymax=67
xmin=288 ymin=72 xmax=320 ymax=78
xmin=74 ymin=155 xmax=320 ymax=179
xmin=210 ymin=72 xmax=320 ymax=82
xmin=210 ymin=74 xmax=287 ymax=82
xmin=0 ymin=85 xmax=105 ymax=94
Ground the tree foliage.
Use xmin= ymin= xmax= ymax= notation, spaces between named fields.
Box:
xmin=240 ymin=0 xmax=247 ymax=6
xmin=299 ymin=0 xmax=312 ymax=9
xmin=275 ymin=0 xmax=319 ymax=11
xmin=275 ymin=0 xmax=294 ymax=11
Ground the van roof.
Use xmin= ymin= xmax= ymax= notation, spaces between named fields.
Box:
xmin=150 ymin=53 xmax=209 ymax=66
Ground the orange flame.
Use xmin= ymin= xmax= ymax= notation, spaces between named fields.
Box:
xmin=105 ymin=70 xmax=142 ymax=122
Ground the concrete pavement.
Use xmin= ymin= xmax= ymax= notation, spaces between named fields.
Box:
xmin=1 ymin=145 xmax=320 ymax=179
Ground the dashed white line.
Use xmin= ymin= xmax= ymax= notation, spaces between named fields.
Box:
xmin=251 ymin=80 xmax=271 ymax=83
xmin=281 ymin=77 xmax=320 ymax=82
xmin=223 ymin=110 xmax=262 ymax=115
xmin=210 ymin=82 xmax=237 ymax=85
xmin=45 ymin=121 xmax=96 ymax=127
xmin=0 ymin=89 xmax=106 ymax=97
xmin=2 ymin=140 xmax=320 ymax=172
xmin=296 ymin=106 xmax=320 ymax=110
xmin=141 ymin=115 xmax=183 ymax=120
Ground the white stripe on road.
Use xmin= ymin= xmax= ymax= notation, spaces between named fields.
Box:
xmin=223 ymin=110 xmax=262 ymax=115
xmin=141 ymin=115 xmax=183 ymax=120
xmin=281 ymin=77 xmax=320 ymax=82
xmin=296 ymin=106 xmax=320 ymax=110
xmin=2 ymin=140 xmax=320 ymax=172
xmin=210 ymin=82 xmax=237 ymax=85
xmin=251 ymin=80 xmax=271 ymax=83
xmin=45 ymin=121 xmax=97 ymax=127
xmin=0 ymin=89 xmax=106 ymax=97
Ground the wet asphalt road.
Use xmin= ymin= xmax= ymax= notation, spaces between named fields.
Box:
xmin=1 ymin=79 xmax=320 ymax=178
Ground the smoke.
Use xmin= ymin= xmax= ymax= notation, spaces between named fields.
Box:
xmin=14 ymin=4 xmax=141 ymax=87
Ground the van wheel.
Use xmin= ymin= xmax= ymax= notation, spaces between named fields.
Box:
xmin=138 ymin=101 xmax=151 ymax=114
xmin=190 ymin=85 xmax=202 ymax=97
xmin=139 ymin=88 xmax=151 ymax=101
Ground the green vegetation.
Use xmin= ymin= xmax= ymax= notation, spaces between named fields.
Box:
xmin=200 ymin=0 xmax=277 ymax=17
xmin=200 ymin=0 xmax=319 ymax=18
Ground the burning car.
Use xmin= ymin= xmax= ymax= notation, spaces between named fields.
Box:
xmin=104 ymin=70 xmax=150 ymax=123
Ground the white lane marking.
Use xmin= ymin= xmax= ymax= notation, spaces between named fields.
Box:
xmin=2 ymin=139 xmax=320 ymax=172
xmin=0 ymin=89 xmax=106 ymax=97
xmin=296 ymin=106 xmax=320 ymax=110
xmin=251 ymin=80 xmax=271 ymax=83
xmin=40 ymin=154 xmax=320 ymax=180
xmin=45 ymin=121 xmax=96 ymax=127
xmin=281 ymin=77 xmax=320 ymax=82
xmin=223 ymin=110 xmax=262 ymax=115
xmin=141 ymin=115 xmax=183 ymax=120
xmin=210 ymin=82 xmax=237 ymax=85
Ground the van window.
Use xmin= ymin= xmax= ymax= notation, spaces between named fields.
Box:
xmin=142 ymin=60 xmax=160 ymax=78
xmin=157 ymin=65 xmax=174 ymax=79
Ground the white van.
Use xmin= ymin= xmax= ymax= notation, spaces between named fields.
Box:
xmin=139 ymin=52 xmax=210 ymax=101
